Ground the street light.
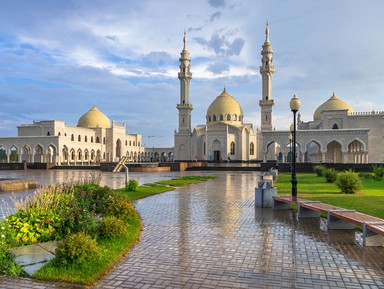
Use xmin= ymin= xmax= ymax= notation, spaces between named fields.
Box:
xmin=289 ymin=94 xmax=301 ymax=199
xmin=288 ymin=133 xmax=292 ymax=171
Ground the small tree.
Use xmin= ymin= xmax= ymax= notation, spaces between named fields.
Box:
xmin=336 ymin=170 xmax=361 ymax=194
xmin=324 ymin=168 xmax=337 ymax=183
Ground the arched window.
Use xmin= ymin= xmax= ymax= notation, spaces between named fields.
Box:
xmin=230 ymin=141 xmax=235 ymax=155
xmin=203 ymin=142 xmax=206 ymax=155
xmin=85 ymin=136 xmax=88 ymax=142
xmin=129 ymin=141 xmax=132 ymax=146
xmin=332 ymin=124 xmax=339 ymax=129
xmin=213 ymin=115 xmax=217 ymax=121
xmin=227 ymin=114 xmax=231 ymax=121
xmin=138 ymin=141 xmax=140 ymax=146
xmin=208 ymin=116 xmax=211 ymax=122
xmin=125 ymin=140 xmax=128 ymax=145
xmin=96 ymin=137 xmax=100 ymax=143
xmin=250 ymin=142 xmax=255 ymax=155
xmin=219 ymin=114 xmax=223 ymax=121
xmin=78 ymin=135 xmax=81 ymax=142
xmin=233 ymin=114 xmax=237 ymax=121
xmin=91 ymin=136 xmax=94 ymax=143
xmin=58 ymin=132 xmax=61 ymax=136
xmin=103 ymin=137 xmax=106 ymax=144
xmin=47 ymin=131 xmax=50 ymax=136
xmin=71 ymin=134 xmax=74 ymax=141
xmin=64 ymin=133 xmax=67 ymax=137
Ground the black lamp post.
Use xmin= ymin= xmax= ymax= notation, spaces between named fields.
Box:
xmin=288 ymin=132 xmax=292 ymax=170
xmin=289 ymin=94 xmax=301 ymax=199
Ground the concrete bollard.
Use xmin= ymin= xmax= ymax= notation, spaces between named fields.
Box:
xmin=255 ymin=181 xmax=277 ymax=208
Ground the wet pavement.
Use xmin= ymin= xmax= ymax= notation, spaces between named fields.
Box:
xmin=1 ymin=171 xmax=384 ymax=288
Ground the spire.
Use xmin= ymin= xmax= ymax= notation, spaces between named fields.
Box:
xmin=183 ymin=29 xmax=187 ymax=50
xmin=265 ymin=20 xmax=269 ymax=42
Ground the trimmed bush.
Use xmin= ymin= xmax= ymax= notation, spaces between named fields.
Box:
xmin=97 ymin=216 xmax=127 ymax=240
xmin=313 ymin=165 xmax=326 ymax=177
xmin=103 ymin=197 xmax=138 ymax=224
xmin=358 ymin=172 xmax=374 ymax=181
xmin=324 ymin=168 xmax=338 ymax=183
xmin=336 ymin=170 xmax=362 ymax=194
xmin=373 ymin=165 xmax=384 ymax=182
xmin=54 ymin=232 xmax=99 ymax=267
xmin=125 ymin=179 xmax=139 ymax=191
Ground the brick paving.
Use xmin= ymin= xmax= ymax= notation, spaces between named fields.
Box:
xmin=1 ymin=171 xmax=384 ymax=288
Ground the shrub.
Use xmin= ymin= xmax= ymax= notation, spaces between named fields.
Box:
xmin=313 ymin=165 xmax=326 ymax=177
xmin=125 ymin=179 xmax=139 ymax=191
xmin=7 ymin=208 xmax=62 ymax=245
xmin=54 ymin=232 xmax=99 ymax=267
xmin=358 ymin=172 xmax=373 ymax=180
xmin=97 ymin=216 xmax=127 ymax=240
xmin=103 ymin=197 xmax=138 ymax=224
xmin=336 ymin=170 xmax=362 ymax=194
xmin=373 ymin=165 xmax=384 ymax=182
xmin=324 ymin=168 xmax=338 ymax=183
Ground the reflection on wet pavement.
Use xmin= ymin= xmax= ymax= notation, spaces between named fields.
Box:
xmin=0 ymin=171 xmax=383 ymax=288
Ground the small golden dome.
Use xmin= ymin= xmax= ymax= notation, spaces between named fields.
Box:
xmin=313 ymin=92 xmax=353 ymax=122
xmin=77 ymin=106 xmax=111 ymax=129
xmin=206 ymin=88 xmax=243 ymax=124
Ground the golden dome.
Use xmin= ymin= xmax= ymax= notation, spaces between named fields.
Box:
xmin=313 ymin=92 xmax=353 ymax=122
xmin=77 ymin=106 xmax=111 ymax=129
xmin=206 ymin=88 xmax=243 ymax=124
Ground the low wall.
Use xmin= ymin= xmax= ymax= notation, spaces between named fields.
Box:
xmin=0 ymin=179 xmax=38 ymax=191
xmin=262 ymin=162 xmax=384 ymax=173
xmin=0 ymin=163 xmax=27 ymax=170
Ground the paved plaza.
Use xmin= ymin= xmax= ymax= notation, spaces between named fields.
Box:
xmin=1 ymin=171 xmax=383 ymax=288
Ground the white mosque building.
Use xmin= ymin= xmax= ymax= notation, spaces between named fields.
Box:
xmin=0 ymin=106 xmax=151 ymax=165
xmin=174 ymin=24 xmax=384 ymax=164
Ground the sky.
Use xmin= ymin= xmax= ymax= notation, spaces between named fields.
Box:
xmin=1 ymin=0 xmax=384 ymax=147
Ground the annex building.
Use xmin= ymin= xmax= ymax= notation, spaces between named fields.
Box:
xmin=174 ymin=24 xmax=384 ymax=164
xmin=0 ymin=106 xmax=171 ymax=165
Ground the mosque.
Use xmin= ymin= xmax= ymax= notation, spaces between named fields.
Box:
xmin=174 ymin=24 xmax=384 ymax=164
xmin=1 ymin=24 xmax=383 ymax=166
xmin=0 ymin=106 xmax=166 ymax=165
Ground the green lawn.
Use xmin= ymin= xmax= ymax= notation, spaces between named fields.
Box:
xmin=275 ymin=173 xmax=384 ymax=219
xmin=34 ymin=175 xmax=216 ymax=285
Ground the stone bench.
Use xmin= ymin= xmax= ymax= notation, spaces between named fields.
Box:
xmin=273 ymin=195 xmax=384 ymax=247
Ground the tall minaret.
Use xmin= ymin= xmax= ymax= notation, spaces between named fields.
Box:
xmin=174 ymin=31 xmax=193 ymax=161
xmin=259 ymin=21 xmax=275 ymax=131
xmin=177 ymin=31 xmax=193 ymax=133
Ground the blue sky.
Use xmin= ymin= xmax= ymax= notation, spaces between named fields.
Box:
xmin=1 ymin=0 xmax=383 ymax=147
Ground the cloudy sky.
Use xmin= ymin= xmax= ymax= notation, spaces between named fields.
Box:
xmin=1 ymin=0 xmax=383 ymax=147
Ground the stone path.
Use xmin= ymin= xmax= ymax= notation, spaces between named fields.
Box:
xmin=1 ymin=172 xmax=384 ymax=288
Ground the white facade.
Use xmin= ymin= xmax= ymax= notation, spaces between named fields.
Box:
xmin=0 ymin=109 xmax=149 ymax=165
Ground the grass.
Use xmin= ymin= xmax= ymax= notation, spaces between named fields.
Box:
xmin=33 ymin=218 xmax=142 ymax=285
xmin=32 ymin=175 xmax=216 ymax=285
xmin=275 ymin=173 xmax=384 ymax=219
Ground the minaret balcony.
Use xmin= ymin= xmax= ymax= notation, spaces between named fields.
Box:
xmin=259 ymin=99 xmax=275 ymax=106
xmin=177 ymin=103 xmax=193 ymax=110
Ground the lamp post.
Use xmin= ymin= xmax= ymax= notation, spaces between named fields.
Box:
xmin=288 ymin=132 xmax=292 ymax=170
xmin=289 ymin=94 xmax=301 ymax=199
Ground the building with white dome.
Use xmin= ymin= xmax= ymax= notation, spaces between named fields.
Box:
xmin=175 ymin=24 xmax=384 ymax=164
xmin=0 ymin=105 xmax=147 ymax=165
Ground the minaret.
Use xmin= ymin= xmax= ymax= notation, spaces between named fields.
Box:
xmin=259 ymin=21 xmax=275 ymax=131
xmin=177 ymin=31 xmax=193 ymax=133
xmin=174 ymin=31 xmax=193 ymax=161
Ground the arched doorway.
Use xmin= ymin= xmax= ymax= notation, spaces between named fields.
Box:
xmin=116 ymin=139 xmax=122 ymax=160
xmin=211 ymin=139 xmax=221 ymax=162
xmin=305 ymin=141 xmax=322 ymax=163
xmin=326 ymin=141 xmax=342 ymax=163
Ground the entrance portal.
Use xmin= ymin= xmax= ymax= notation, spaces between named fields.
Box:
xmin=214 ymin=150 xmax=221 ymax=162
